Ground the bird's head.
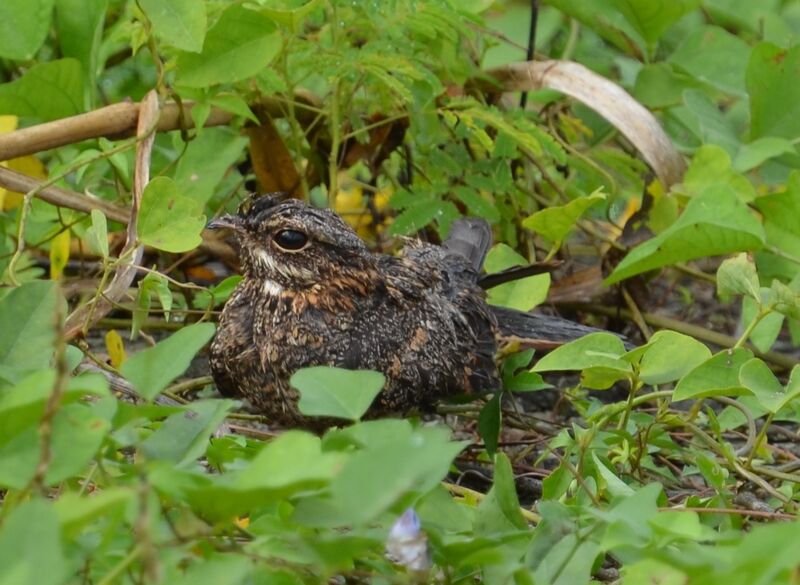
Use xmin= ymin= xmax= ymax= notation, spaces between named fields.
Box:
xmin=208 ymin=194 xmax=376 ymax=291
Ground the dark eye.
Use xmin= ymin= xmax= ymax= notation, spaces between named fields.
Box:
xmin=273 ymin=229 xmax=309 ymax=251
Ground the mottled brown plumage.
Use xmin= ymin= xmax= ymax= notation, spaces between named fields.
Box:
xmin=208 ymin=195 xmax=500 ymax=427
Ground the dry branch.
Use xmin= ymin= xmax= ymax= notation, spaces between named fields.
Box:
xmin=64 ymin=91 xmax=160 ymax=339
xmin=489 ymin=60 xmax=687 ymax=188
xmin=0 ymin=166 xmax=130 ymax=223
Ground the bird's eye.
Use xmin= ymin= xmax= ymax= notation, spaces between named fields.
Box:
xmin=273 ymin=229 xmax=309 ymax=251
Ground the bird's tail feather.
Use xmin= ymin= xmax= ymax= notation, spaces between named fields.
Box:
xmin=444 ymin=218 xmax=492 ymax=272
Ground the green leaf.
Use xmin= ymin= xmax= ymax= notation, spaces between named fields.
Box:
xmin=292 ymin=367 xmax=385 ymax=421
xmin=237 ymin=431 xmax=342 ymax=491
xmin=742 ymin=294 xmax=783 ymax=353
xmin=475 ymin=452 xmax=527 ymax=534
xmin=0 ymin=59 xmax=83 ymax=121
xmin=611 ymin=0 xmax=700 ymax=50
xmin=733 ymin=137 xmax=796 ymax=173
xmin=523 ymin=192 xmax=605 ymax=245
xmin=672 ymin=348 xmax=753 ymax=401
xmin=592 ymin=451 xmax=634 ymax=498
xmin=176 ymin=5 xmax=281 ymax=87
xmin=140 ymin=400 xmax=236 ymax=466
xmin=193 ymin=275 xmax=242 ymax=310
xmin=606 ymin=185 xmax=765 ymax=284
xmin=54 ymin=488 xmax=134 ymax=538
xmin=0 ymin=0 xmax=55 ymax=60
xmin=85 ymin=209 xmax=109 ymax=258
xmin=173 ymin=127 xmax=248 ymax=206
xmin=740 ymin=359 xmax=800 ymax=414
xmin=545 ymin=0 xmax=646 ymax=58
xmin=137 ymin=176 xmax=206 ymax=253
xmin=669 ymin=25 xmax=751 ymax=95
xmin=55 ymin=0 xmax=107 ymax=100
xmin=139 ymin=0 xmax=207 ymax=52
xmin=165 ymin=556 xmax=252 ymax=585
xmin=0 ymin=499 xmax=67 ymax=585
xmin=747 ymin=43 xmax=800 ymax=140
xmin=120 ymin=322 xmax=216 ymax=400
xmin=681 ymin=89 xmax=739 ymax=157
xmin=628 ymin=330 xmax=712 ymax=385
xmin=681 ymin=145 xmax=756 ymax=203
xmin=532 ymin=332 xmax=630 ymax=374
xmin=753 ymin=171 xmax=800 ymax=279
xmin=46 ymin=403 xmax=111 ymax=484
xmin=322 ymin=425 xmax=465 ymax=525
xmin=484 ymin=244 xmax=550 ymax=312
xmin=132 ymin=271 xmax=173 ymax=339
xmin=387 ymin=197 xmax=447 ymax=236
xmin=717 ymin=253 xmax=760 ymax=301
xmin=477 ymin=393 xmax=501 ymax=457
xmin=0 ymin=281 xmax=60 ymax=374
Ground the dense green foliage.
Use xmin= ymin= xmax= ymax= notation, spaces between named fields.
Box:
xmin=3 ymin=0 xmax=800 ymax=583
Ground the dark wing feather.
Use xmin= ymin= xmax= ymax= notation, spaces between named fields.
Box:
xmin=443 ymin=217 xmax=492 ymax=272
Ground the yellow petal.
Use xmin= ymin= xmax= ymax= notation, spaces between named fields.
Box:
xmin=105 ymin=330 xmax=127 ymax=368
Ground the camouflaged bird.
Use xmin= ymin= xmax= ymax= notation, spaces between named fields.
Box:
xmin=208 ymin=194 xmax=500 ymax=427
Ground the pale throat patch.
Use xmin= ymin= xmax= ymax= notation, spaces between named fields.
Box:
xmin=263 ymin=279 xmax=284 ymax=296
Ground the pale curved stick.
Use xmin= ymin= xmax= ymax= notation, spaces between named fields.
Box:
xmin=64 ymin=90 xmax=160 ymax=340
xmin=489 ymin=60 xmax=686 ymax=188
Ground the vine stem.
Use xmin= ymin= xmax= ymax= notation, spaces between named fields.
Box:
xmin=745 ymin=411 xmax=775 ymax=468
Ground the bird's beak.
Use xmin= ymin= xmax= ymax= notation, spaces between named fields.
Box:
xmin=207 ymin=214 xmax=242 ymax=230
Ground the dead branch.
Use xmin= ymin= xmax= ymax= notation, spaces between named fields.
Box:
xmin=488 ymin=60 xmax=687 ymax=188
xmin=64 ymin=91 xmax=160 ymax=339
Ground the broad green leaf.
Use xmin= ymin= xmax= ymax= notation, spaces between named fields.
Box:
xmin=453 ymin=186 xmax=501 ymax=223
xmin=634 ymin=63 xmax=703 ymax=109
xmin=606 ymin=185 xmax=765 ymax=284
xmin=484 ymin=244 xmax=550 ymax=311
xmin=173 ymin=127 xmax=248 ymax=206
xmin=0 ymin=280 xmax=61 ymax=373
xmin=716 ymin=253 xmax=760 ymax=301
xmin=740 ymin=359 xmax=800 ymax=414
xmin=475 ymin=452 xmax=527 ymax=534
xmin=55 ymin=0 xmax=106 ymax=100
xmin=753 ymin=171 xmax=800 ymax=279
xmin=611 ymin=0 xmax=700 ymax=50
xmin=742 ymin=294 xmax=783 ymax=353
xmin=261 ymin=0 xmax=321 ymax=32
xmin=132 ymin=271 xmax=173 ymax=339
xmin=46 ymin=403 xmax=111 ymax=484
xmin=293 ymin=367 xmax=385 ymax=421
xmin=627 ymin=330 xmax=711 ymax=385
xmin=681 ymin=89 xmax=739 ymax=157
xmin=545 ymin=0 xmax=646 ymax=58
xmin=193 ymin=275 xmax=242 ymax=310
xmin=669 ymin=25 xmax=751 ymax=95
xmin=747 ymin=43 xmax=800 ymax=140
xmin=331 ymin=427 xmax=466 ymax=524
xmin=120 ymin=322 xmax=216 ymax=400
xmin=0 ymin=499 xmax=67 ymax=585
xmin=523 ymin=192 xmax=605 ymax=245
xmin=176 ymin=5 xmax=281 ymax=87
xmin=85 ymin=209 xmax=109 ymax=258
xmin=0 ymin=0 xmax=55 ymax=60
xmin=140 ymin=399 xmax=236 ymax=466
xmin=165 ymin=556 xmax=252 ymax=585
xmin=477 ymin=393 xmax=501 ymax=457
xmin=0 ymin=59 xmax=83 ymax=121
xmin=681 ymin=145 xmax=755 ymax=203
xmin=592 ymin=451 xmax=634 ymax=498
xmin=137 ymin=176 xmax=206 ymax=252
xmin=139 ymin=0 xmax=207 ymax=52
xmin=733 ymin=137 xmax=795 ymax=173
xmin=532 ymin=332 xmax=630 ymax=373
xmin=773 ymin=278 xmax=800 ymax=321
xmin=672 ymin=348 xmax=753 ymax=401
xmin=54 ymin=488 xmax=134 ymax=538
xmin=237 ymin=431 xmax=341 ymax=490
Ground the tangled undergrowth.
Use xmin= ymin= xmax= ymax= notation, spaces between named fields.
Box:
xmin=3 ymin=1 xmax=800 ymax=583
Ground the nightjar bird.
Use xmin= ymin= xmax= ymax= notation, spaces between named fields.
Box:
xmin=208 ymin=194 xmax=501 ymax=427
